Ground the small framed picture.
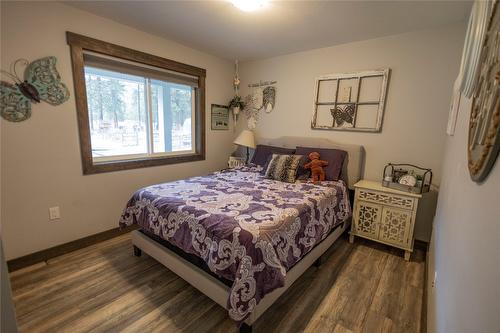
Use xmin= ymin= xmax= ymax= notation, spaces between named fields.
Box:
xmin=211 ymin=104 xmax=229 ymax=130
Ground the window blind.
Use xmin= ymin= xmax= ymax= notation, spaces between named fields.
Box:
xmin=83 ymin=52 xmax=199 ymax=87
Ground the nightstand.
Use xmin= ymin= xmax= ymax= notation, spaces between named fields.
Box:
xmin=349 ymin=180 xmax=422 ymax=261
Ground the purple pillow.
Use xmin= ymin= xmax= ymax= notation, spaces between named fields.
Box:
xmin=251 ymin=144 xmax=295 ymax=167
xmin=295 ymin=146 xmax=347 ymax=181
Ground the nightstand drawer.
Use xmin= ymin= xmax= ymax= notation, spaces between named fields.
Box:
xmin=357 ymin=189 xmax=415 ymax=210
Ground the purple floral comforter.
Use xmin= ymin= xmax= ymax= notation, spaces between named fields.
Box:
xmin=119 ymin=165 xmax=351 ymax=323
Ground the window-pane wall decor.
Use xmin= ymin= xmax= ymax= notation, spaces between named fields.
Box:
xmin=311 ymin=69 xmax=390 ymax=132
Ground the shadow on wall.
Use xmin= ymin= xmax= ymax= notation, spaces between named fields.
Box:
xmin=415 ymin=190 xmax=439 ymax=242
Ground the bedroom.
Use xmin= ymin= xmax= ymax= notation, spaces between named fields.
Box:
xmin=1 ymin=1 xmax=499 ymax=333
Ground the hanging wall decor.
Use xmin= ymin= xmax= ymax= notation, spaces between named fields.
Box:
xmin=228 ymin=60 xmax=245 ymax=129
xmin=229 ymin=95 xmax=245 ymax=125
xmin=251 ymin=87 xmax=264 ymax=110
xmin=243 ymin=94 xmax=260 ymax=130
xmin=243 ymin=80 xmax=277 ymax=129
xmin=467 ymin=2 xmax=500 ymax=183
xmin=262 ymin=86 xmax=276 ymax=113
xmin=0 ymin=57 xmax=70 ymax=122
xmin=458 ymin=1 xmax=494 ymax=98
xmin=311 ymin=69 xmax=390 ymax=132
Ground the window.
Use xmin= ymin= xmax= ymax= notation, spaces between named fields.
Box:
xmin=83 ymin=56 xmax=196 ymax=161
xmin=67 ymin=32 xmax=206 ymax=174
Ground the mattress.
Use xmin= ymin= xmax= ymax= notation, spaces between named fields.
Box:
xmin=119 ymin=165 xmax=351 ymax=323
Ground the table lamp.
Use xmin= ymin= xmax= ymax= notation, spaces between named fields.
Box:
xmin=233 ymin=129 xmax=256 ymax=164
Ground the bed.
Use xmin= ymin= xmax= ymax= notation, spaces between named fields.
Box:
xmin=119 ymin=136 xmax=364 ymax=331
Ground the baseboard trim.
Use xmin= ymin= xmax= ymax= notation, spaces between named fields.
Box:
xmin=7 ymin=225 xmax=138 ymax=272
xmin=421 ymin=248 xmax=429 ymax=333
xmin=414 ymin=239 xmax=429 ymax=252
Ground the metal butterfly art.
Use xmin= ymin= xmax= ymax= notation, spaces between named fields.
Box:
xmin=0 ymin=57 xmax=69 ymax=122
xmin=331 ymin=104 xmax=356 ymax=127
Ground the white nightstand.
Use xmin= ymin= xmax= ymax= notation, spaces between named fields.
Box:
xmin=349 ymin=180 xmax=422 ymax=261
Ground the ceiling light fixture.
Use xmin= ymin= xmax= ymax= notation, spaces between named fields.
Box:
xmin=230 ymin=0 xmax=269 ymax=12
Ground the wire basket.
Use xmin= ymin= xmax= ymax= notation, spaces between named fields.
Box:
xmin=382 ymin=163 xmax=432 ymax=194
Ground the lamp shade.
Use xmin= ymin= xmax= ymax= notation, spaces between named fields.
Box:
xmin=233 ymin=130 xmax=256 ymax=148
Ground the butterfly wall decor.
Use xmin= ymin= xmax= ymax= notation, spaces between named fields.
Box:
xmin=0 ymin=57 xmax=70 ymax=122
xmin=331 ymin=104 xmax=356 ymax=128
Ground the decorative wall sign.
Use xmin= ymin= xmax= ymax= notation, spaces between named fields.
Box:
xmin=0 ymin=57 xmax=69 ymax=122
xmin=311 ymin=69 xmax=390 ymax=132
xmin=211 ymin=104 xmax=229 ymax=130
xmin=468 ymin=2 xmax=500 ymax=183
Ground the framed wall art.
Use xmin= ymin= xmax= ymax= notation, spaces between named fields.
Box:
xmin=211 ymin=104 xmax=229 ymax=130
xmin=311 ymin=69 xmax=390 ymax=132
xmin=467 ymin=3 xmax=499 ymax=183
xmin=458 ymin=0 xmax=494 ymax=98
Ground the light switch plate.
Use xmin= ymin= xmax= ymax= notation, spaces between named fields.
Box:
xmin=49 ymin=206 xmax=61 ymax=220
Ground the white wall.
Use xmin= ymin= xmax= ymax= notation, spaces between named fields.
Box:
xmin=0 ymin=2 xmax=235 ymax=259
xmin=238 ymin=24 xmax=466 ymax=240
xmin=238 ymin=24 xmax=466 ymax=185
xmin=427 ymin=96 xmax=500 ymax=332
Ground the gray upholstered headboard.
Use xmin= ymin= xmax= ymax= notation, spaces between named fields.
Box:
xmin=259 ymin=136 xmax=365 ymax=189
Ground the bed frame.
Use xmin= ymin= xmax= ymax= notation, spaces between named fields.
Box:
xmin=131 ymin=137 xmax=364 ymax=332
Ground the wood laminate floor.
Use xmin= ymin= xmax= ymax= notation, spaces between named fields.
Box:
xmin=10 ymin=233 xmax=425 ymax=333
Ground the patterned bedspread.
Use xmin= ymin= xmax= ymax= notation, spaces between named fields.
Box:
xmin=119 ymin=165 xmax=351 ymax=324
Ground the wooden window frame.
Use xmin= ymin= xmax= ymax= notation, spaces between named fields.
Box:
xmin=66 ymin=32 xmax=206 ymax=174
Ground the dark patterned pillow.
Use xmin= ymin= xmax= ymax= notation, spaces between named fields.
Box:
xmin=264 ymin=154 xmax=303 ymax=183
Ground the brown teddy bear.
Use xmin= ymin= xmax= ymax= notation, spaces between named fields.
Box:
xmin=304 ymin=151 xmax=329 ymax=182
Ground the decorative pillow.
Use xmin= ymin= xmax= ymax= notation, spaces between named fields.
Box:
xmin=251 ymin=144 xmax=296 ymax=167
xmin=295 ymin=146 xmax=347 ymax=181
xmin=264 ymin=154 xmax=303 ymax=183
xmin=295 ymin=155 xmax=312 ymax=180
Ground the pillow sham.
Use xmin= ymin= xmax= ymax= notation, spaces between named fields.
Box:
xmin=264 ymin=154 xmax=303 ymax=183
xmin=295 ymin=146 xmax=347 ymax=181
xmin=295 ymin=155 xmax=312 ymax=180
xmin=251 ymin=144 xmax=296 ymax=167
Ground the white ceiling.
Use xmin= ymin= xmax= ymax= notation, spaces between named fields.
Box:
xmin=65 ymin=1 xmax=472 ymax=61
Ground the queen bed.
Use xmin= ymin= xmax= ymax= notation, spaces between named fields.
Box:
xmin=119 ymin=137 xmax=364 ymax=331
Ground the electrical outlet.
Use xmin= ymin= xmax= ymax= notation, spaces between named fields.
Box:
xmin=431 ymin=271 xmax=437 ymax=288
xmin=49 ymin=206 xmax=61 ymax=220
